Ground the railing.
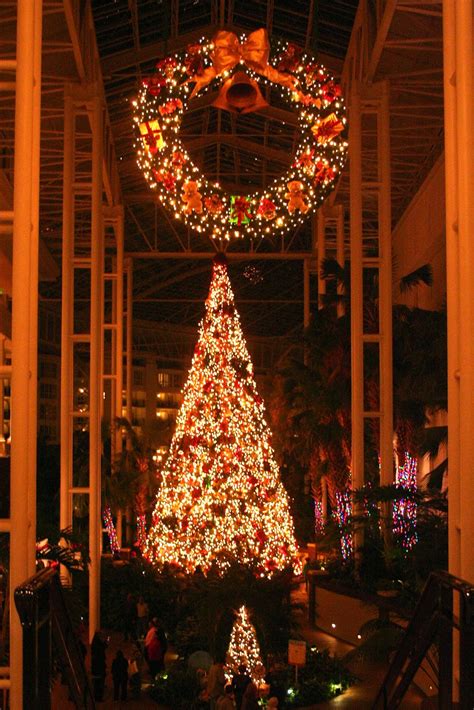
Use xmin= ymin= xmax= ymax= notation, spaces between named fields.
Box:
xmin=14 ymin=567 xmax=95 ymax=710
xmin=372 ymin=570 xmax=474 ymax=709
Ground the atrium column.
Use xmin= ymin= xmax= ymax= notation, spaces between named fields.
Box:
xmin=125 ymin=258 xmax=133 ymax=422
xmin=10 ymin=0 xmax=42 ymax=706
xmin=89 ymin=93 xmax=104 ymax=638
xmin=443 ymin=1 xmax=474 ymax=583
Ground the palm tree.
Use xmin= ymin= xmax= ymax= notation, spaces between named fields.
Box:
xmin=271 ymin=259 xmax=447 ymax=557
xmin=107 ymin=417 xmax=162 ymax=547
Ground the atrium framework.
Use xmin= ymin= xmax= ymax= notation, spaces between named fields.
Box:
xmin=0 ymin=1 xmax=473 ymax=707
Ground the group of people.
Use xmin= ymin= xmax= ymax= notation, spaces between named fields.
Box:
xmin=206 ymin=660 xmax=279 ymax=710
xmin=89 ymin=594 xmax=167 ymax=703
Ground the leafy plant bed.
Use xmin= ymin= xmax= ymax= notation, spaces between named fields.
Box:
xmin=266 ymin=648 xmax=354 ymax=708
xmin=148 ymin=649 xmax=353 ymax=709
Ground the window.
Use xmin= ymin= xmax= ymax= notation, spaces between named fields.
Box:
xmin=157 ymin=372 xmax=170 ymax=388
xmin=133 ymin=368 xmax=145 ymax=386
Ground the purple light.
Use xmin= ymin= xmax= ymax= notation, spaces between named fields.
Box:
xmin=393 ymin=452 xmax=418 ymax=551
xmin=334 ymin=489 xmax=353 ymax=559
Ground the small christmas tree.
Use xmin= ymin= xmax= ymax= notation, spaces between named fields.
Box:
xmin=226 ymin=606 xmax=265 ymax=684
xmin=144 ymin=253 xmax=301 ymax=576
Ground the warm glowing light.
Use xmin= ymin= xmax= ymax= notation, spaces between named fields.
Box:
xmin=334 ymin=489 xmax=353 ymax=560
xmin=103 ymin=506 xmax=120 ymax=555
xmin=132 ymin=34 xmax=348 ymax=241
xmin=393 ymin=452 xmax=418 ymax=551
xmin=144 ymin=257 xmax=301 ymax=577
xmin=225 ymin=606 xmax=265 ymax=685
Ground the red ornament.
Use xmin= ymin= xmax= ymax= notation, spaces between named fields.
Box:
xmin=143 ymin=75 xmax=166 ymax=96
xmin=293 ymin=149 xmax=315 ymax=172
xmin=277 ymin=43 xmax=303 ymax=73
xmin=185 ymin=44 xmax=205 ymax=76
xmin=321 ymin=80 xmax=342 ymax=103
xmin=255 ymin=529 xmax=267 ymax=544
xmin=153 ymin=170 xmax=176 ymax=192
xmin=305 ymin=63 xmax=328 ymax=86
xmin=314 ymin=160 xmax=335 ymax=184
xmin=159 ymin=98 xmax=183 ymax=116
xmin=204 ymin=194 xmax=225 ymax=215
xmin=257 ymin=198 xmax=277 ymax=221
xmin=172 ymin=150 xmax=187 ymax=167
xmin=155 ymin=56 xmax=178 ymax=79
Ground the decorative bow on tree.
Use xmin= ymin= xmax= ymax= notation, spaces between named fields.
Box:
xmin=187 ymin=29 xmax=298 ymax=98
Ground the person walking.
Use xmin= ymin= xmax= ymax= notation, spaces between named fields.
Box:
xmin=207 ymin=656 xmax=226 ymax=710
xmin=154 ymin=618 xmax=168 ymax=670
xmin=216 ymin=684 xmax=236 ymax=709
xmin=145 ymin=620 xmax=163 ymax=678
xmin=231 ymin=665 xmax=251 ymax=710
xmin=123 ymin=593 xmax=137 ymax=641
xmin=90 ymin=631 xmax=108 ymax=702
xmin=111 ymin=649 xmax=129 ymax=702
xmin=136 ymin=595 xmax=149 ymax=638
xmin=241 ymin=680 xmax=259 ymax=710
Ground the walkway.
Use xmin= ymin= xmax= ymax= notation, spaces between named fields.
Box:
xmin=53 ymin=631 xmax=169 ymax=709
xmin=292 ymin=582 xmax=425 ymax=709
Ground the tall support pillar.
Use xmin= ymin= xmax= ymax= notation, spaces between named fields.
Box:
xmin=303 ymin=258 xmax=311 ymax=329
xmin=60 ymin=90 xmax=74 ymax=545
xmin=316 ymin=203 xmax=345 ymax=522
xmin=443 ymin=0 xmax=474 ymax=585
xmin=443 ymin=2 xmax=474 ymax=698
xmin=125 ymin=258 xmax=133 ymax=423
xmin=378 ymin=82 xmax=393 ymax=489
xmin=335 ymin=205 xmax=345 ymax=318
xmin=317 ymin=211 xmax=326 ymax=308
xmin=349 ymin=85 xmax=365 ymax=504
xmin=10 ymin=0 xmax=42 ymax=706
xmin=115 ymin=212 xmax=124 ymax=427
xmin=114 ymin=211 xmax=124 ymax=545
xmin=349 ymin=81 xmax=394 ymax=557
xmin=89 ymin=94 xmax=104 ymax=639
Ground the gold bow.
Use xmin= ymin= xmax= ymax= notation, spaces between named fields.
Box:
xmin=187 ymin=28 xmax=298 ymax=98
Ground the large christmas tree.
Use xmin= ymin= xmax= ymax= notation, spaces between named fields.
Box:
xmin=144 ymin=253 xmax=300 ymax=576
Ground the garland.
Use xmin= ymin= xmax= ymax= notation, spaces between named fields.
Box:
xmin=133 ymin=29 xmax=348 ymax=241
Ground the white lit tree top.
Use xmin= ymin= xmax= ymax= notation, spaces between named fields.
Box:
xmin=226 ymin=606 xmax=266 ymax=685
xmin=144 ymin=254 xmax=301 ymax=576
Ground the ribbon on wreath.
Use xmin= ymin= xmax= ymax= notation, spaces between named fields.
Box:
xmin=187 ymin=28 xmax=298 ymax=98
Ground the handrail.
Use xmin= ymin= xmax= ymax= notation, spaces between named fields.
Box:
xmin=372 ymin=570 xmax=474 ymax=709
xmin=14 ymin=568 xmax=95 ymax=709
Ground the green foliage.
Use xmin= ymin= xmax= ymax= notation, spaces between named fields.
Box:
xmin=173 ymin=564 xmax=298 ymax=659
xmin=399 ymin=264 xmax=433 ymax=293
xmin=320 ymin=485 xmax=447 ymax=598
xmin=100 ymin=557 xmax=180 ymax=632
xmin=268 ymin=648 xmax=353 ymax=708
xmin=36 ymin=526 xmax=89 ymax=571
xmin=148 ymin=664 xmax=202 ymax=709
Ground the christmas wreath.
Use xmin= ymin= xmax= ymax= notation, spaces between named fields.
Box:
xmin=133 ymin=28 xmax=348 ymax=241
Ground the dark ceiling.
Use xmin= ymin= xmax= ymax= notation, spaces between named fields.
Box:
xmin=85 ymin=0 xmax=359 ymax=338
